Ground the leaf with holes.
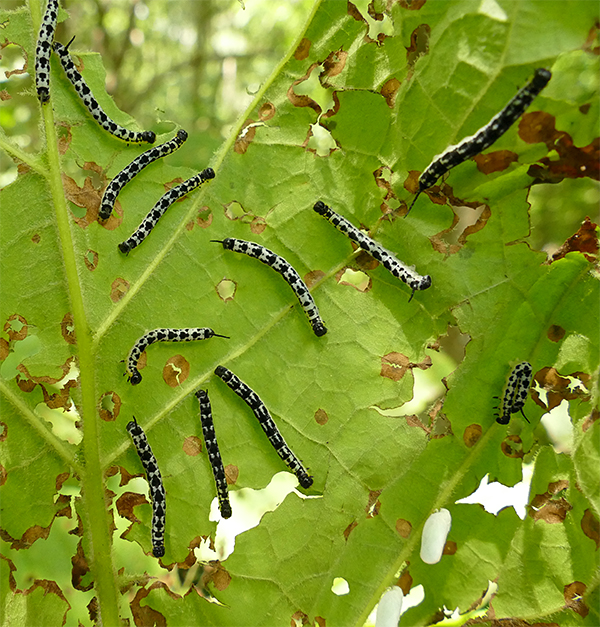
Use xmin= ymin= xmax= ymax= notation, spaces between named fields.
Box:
xmin=1 ymin=1 xmax=599 ymax=626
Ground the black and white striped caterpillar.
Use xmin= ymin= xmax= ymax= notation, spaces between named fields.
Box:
xmin=195 ymin=389 xmax=232 ymax=519
xmin=126 ymin=417 xmax=166 ymax=558
xmin=214 ymin=365 xmax=313 ymax=489
xmin=125 ymin=327 xmax=228 ymax=385
xmin=99 ymin=129 xmax=188 ymax=221
xmin=53 ymin=37 xmax=156 ymax=144
xmin=313 ymin=201 xmax=431 ymax=301
xmin=496 ymin=361 xmax=533 ymax=425
xmin=118 ymin=167 xmax=215 ymax=254
xmin=35 ymin=0 xmax=59 ymax=104
xmin=212 ymin=238 xmax=327 ymax=337
xmin=408 ymin=68 xmax=551 ymax=213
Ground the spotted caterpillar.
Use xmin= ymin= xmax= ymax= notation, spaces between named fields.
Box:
xmin=214 ymin=365 xmax=313 ymax=489
xmin=313 ymin=201 xmax=431 ymax=301
xmin=35 ymin=0 xmax=59 ymax=103
xmin=53 ymin=37 xmax=156 ymax=143
xmin=126 ymin=418 xmax=166 ymax=558
xmin=408 ymin=68 xmax=551 ymax=213
xmin=212 ymin=238 xmax=327 ymax=337
xmin=195 ymin=389 xmax=232 ymax=519
xmin=125 ymin=327 xmax=228 ymax=385
xmin=99 ymin=129 xmax=188 ymax=221
xmin=496 ymin=361 xmax=533 ymax=425
xmin=118 ymin=168 xmax=215 ymax=254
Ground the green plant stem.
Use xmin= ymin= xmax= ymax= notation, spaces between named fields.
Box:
xmin=34 ymin=4 xmax=121 ymax=625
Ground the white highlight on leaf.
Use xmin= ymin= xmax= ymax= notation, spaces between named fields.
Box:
xmin=477 ymin=0 xmax=508 ymax=21
xmin=375 ymin=587 xmax=403 ymax=627
xmin=455 ymin=468 xmax=533 ymax=520
xmin=331 ymin=577 xmax=350 ymax=596
xmin=420 ymin=508 xmax=451 ymax=564
xmin=195 ymin=472 xmax=322 ymax=562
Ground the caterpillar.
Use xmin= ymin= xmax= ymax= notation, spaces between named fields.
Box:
xmin=126 ymin=417 xmax=166 ymax=558
xmin=212 ymin=238 xmax=327 ymax=337
xmin=496 ymin=361 xmax=533 ymax=425
xmin=312 ymin=201 xmax=431 ymax=301
xmin=407 ymin=68 xmax=552 ymax=213
xmin=214 ymin=365 xmax=313 ymax=489
xmin=118 ymin=167 xmax=215 ymax=254
xmin=98 ymin=129 xmax=188 ymax=221
xmin=53 ymin=37 xmax=156 ymax=144
xmin=35 ymin=0 xmax=59 ymax=103
xmin=195 ymin=389 xmax=232 ymax=519
xmin=126 ymin=327 xmax=229 ymax=385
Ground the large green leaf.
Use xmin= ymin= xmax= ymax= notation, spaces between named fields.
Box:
xmin=1 ymin=1 xmax=598 ymax=626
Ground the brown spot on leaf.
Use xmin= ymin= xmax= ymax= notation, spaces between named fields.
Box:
xmin=443 ymin=540 xmax=457 ymax=555
xmin=398 ymin=0 xmax=427 ymax=9
xmin=395 ymin=518 xmax=411 ymax=538
xmin=381 ymin=77 xmax=401 ymax=108
xmin=163 ymin=355 xmax=190 ymax=387
xmin=344 ymin=520 xmax=358 ymax=540
xmin=397 ymin=570 xmax=413 ymax=595
xmin=522 ymin=112 xmax=600 ymax=185
xmin=250 ymin=215 xmax=267 ymax=234
xmin=0 ymin=89 xmax=10 ymax=100
xmin=547 ymin=324 xmax=566 ymax=342
xmin=61 ymin=312 xmax=76 ymax=345
xmin=366 ymin=490 xmax=382 ymax=518
xmin=130 ymin=585 xmax=167 ymax=627
xmin=183 ymin=436 xmax=202 ymax=456
xmin=234 ymin=119 xmax=257 ymax=154
xmin=314 ymin=408 xmax=329 ymax=425
xmin=582 ymin=407 xmax=599 ymax=432
xmin=581 ymin=509 xmax=599 ymax=549
xmin=0 ymin=464 xmax=6 ymax=487
xmin=116 ymin=491 xmax=147 ymax=523
xmin=463 ymin=424 xmax=482 ymax=448
xmin=110 ymin=278 xmax=130 ymax=302
xmin=225 ymin=464 xmax=238 ymax=485
xmin=0 ymin=422 xmax=7 ymax=441
xmin=529 ymin=483 xmax=572 ymax=523
xmin=287 ymin=63 xmax=322 ymax=114
xmin=200 ymin=561 xmax=231 ymax=591
xmin=321 ymin=49 xmax=348 ymax=86
xmin=99 ymin=391 xmax=120 ymax=422
xmin=84 ymin=249 xmax=99 ymax=271
xmin=474 ymin=149 xmax=519 ymax=174
xmin=57 ymin=124 xmax=72 ymax=154
xmin=549 ymin=216 xmax=598 ymax=264
xmin=191 ymin=206 xmax=213 ymax=229
xmin=62 ymin=173 xmax=106 ymax=228
xmin=380 ymin=352 xmax=432 ymax=382
xmin=294 ymin=38 xmax=311 ymax=61
xmin=56 ymin=472 xmax=70 ymax=491
xmin=1 ymin=40 xmax=28 ymax=78
xmin=531 ymin=367 xmax=591 ymax=411
xmin=72 ymin=539 xmax=92 ymax=591
xmin=31 ymin=234 xmax=41 ymax=244
xmin=406 ymin=23 xmax=430 ymax=73
xmin=4 ymin=314 xmax=28 ymax=341
xmin=259 ymin=102 xmax=276 ymax=121
xmin=501 ymin=434 xmax=523 ymax=458
xmin=305 ymin=270 xmax=326 ymax=289
xmin=564 ymin=581 xmax=588 ymax=617
xmin=0 ymin=338 xmax=9 ymax=360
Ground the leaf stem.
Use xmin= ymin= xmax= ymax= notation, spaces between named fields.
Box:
xmin=35 ymin=1 xmax=122 ymax=622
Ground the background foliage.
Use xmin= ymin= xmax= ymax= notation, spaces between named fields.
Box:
xmin=1 ymin=1 xmax=599 ymax=626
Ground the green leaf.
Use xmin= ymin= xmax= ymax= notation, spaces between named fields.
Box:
xmin=1 ymin=1 xmax=598 ymax=626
